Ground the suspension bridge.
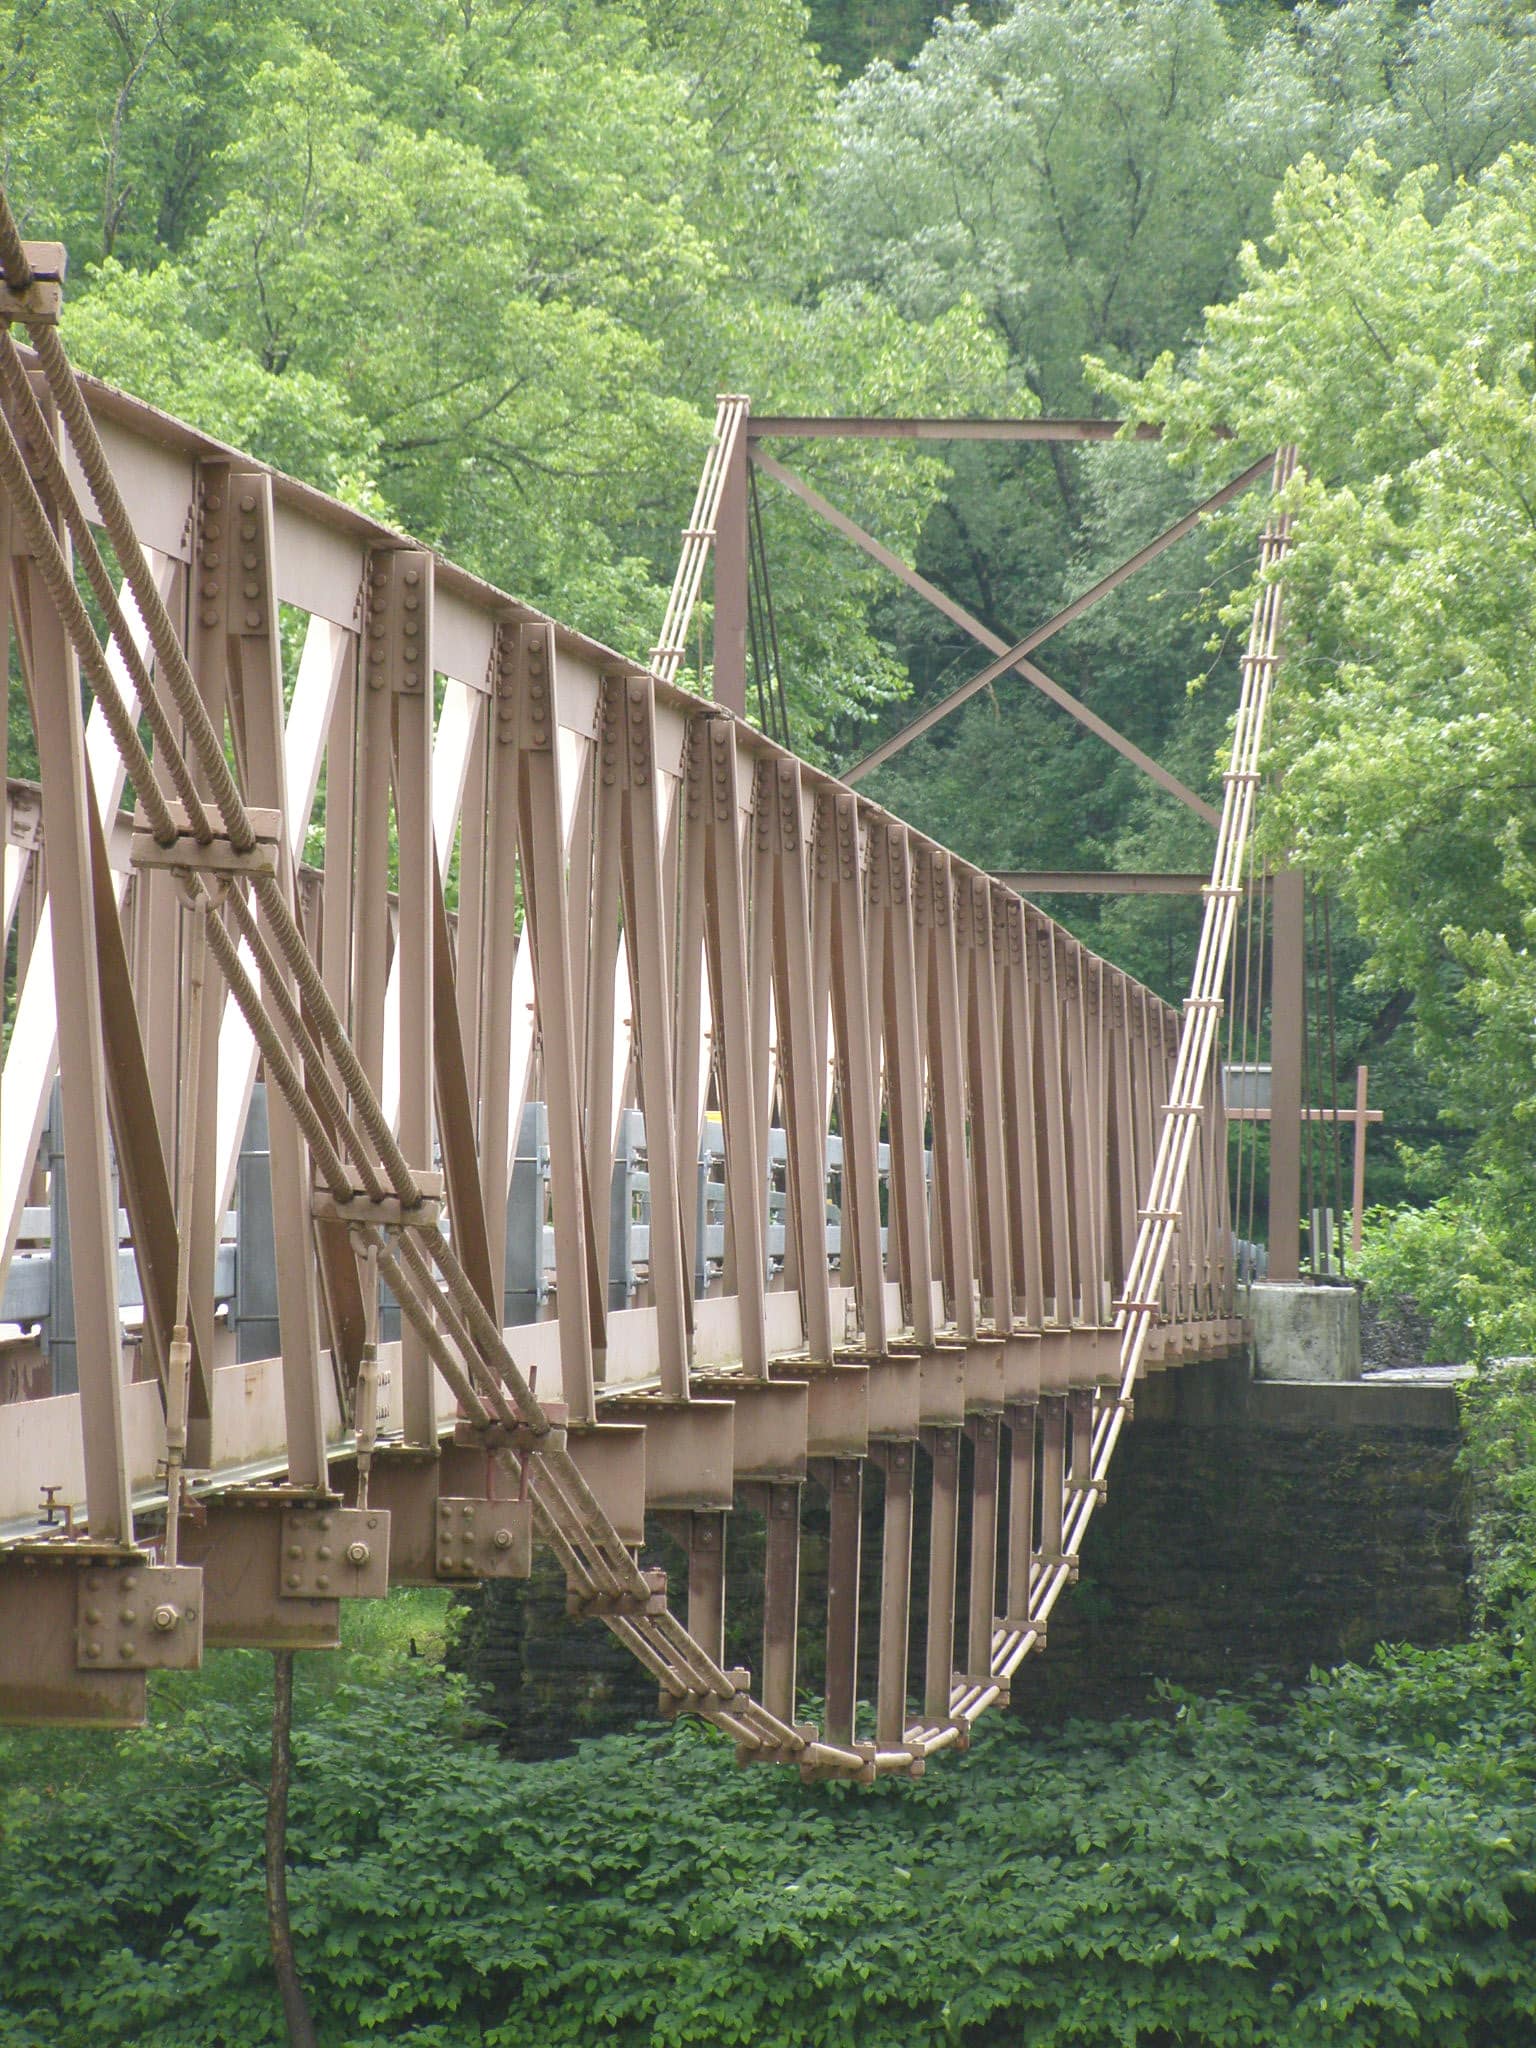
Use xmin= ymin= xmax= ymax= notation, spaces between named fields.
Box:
xmin=0 ymin=203 xmax=1310 ymax=1780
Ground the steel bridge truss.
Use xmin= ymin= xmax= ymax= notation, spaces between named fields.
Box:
xmin=0 ymin=212 xmax=1293 ymax=1779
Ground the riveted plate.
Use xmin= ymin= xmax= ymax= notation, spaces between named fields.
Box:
xmin=76 ymin=1562 xmax=203 ymax=1674
xmin=434 ymin=1497 xmax=532 ymax=1581
xmin=279 ymin=1506 xmax=391 ymax=1599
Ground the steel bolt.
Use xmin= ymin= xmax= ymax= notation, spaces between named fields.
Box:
xmin=492 ymin=1527 xmax=514 ymax=1551
xmin=152 ymin=1604 xmax=178 ymax=1632
xmin=345 ymin=1541 xmax=370 ymax=1567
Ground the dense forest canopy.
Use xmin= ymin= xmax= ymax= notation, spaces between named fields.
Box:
xmin=3 ymin=0 xmax=1535 ymax=1342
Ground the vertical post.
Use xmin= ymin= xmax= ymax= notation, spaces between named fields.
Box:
xmin=713 ymin=420 xmax=748 ymax=715
xmin=761 ymin=1480 xmax=801 ymax=1724
xmin=874 ymin=1440 xmax=914 ymax=1747
xmin=227 ymin=473 xmax=328 ymax=1481
xmin=1004 ymin=1401 xmax=1036 ymax=1622
xmin=1268 ymin=867 xmax=1305 ymax=1281
xmin=15 ymin=453 xmax=131 ymax=1540
xmin=966 ymin=1413 xmax=1000 ymax=1677
xmin=1350 ymin=1065 xmax=1370 ymax=1260
xmin=823 ymin=1457 xmax=862 ymax=1747
xmin=922 ymin=1425 xmax=960 ymax=1723
xmin=685 ymin=1510 xmax=726 ymax=1665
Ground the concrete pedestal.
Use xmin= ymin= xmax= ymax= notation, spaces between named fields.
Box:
xmin=1249 ymin=1279 xmax=1361 ymax=1382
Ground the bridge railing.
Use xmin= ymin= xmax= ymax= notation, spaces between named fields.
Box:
xmin=0 ymin=209 xmax=1274 ymax=1773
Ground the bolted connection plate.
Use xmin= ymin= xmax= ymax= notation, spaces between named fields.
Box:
xmin=76 ymin=1562 xmax=203 ymax=1673
xmin=279 ymin=1507 xmax=392 ymax=1599
xmin=434 ymin=1497 xmax=533 ymax=1581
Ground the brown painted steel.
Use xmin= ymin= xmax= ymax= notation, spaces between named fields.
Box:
xmin=0 ymin=251 xmax=1292 ymax=1777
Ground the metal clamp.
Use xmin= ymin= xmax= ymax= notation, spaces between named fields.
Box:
xmin=130 ymin=801 xmax=284 ymax=879
xmin=311 ymin=1172 xmax=444 ymax=1229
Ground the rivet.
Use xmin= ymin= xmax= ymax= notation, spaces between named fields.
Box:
xmin=119 ymin=1608 xmax=137 ymax=1626
xmin=122 ymin=1576 xmax=138 ymax=1593
xmin=240 ymin=522 xmax=257 ymax=544
xmin=203 ymin=520 xmax=221 ymax=541
xmin=316 ymin=1545 xmax=333 ymax=1562
xmin=462 ymin=1505 xmax=474 ymax=1521
xmin=286 ymin=1573 xmax=302 ymax=1589
xmin=245 ymin=611 xmax=261 ymax=630
xmin=317 ymin=1516 xmax=332 ymax=1532
xmin=84 ymin=1642 xmax=102 ymax=1660
xmin=404 ymin=568 xmax=420 ymax=587
xmin=84 ymin=1607 xmax=102 ymax=1625
xmin=239 ymin=493 xmax=256 ymax=514
xmin=119 ymin=1642 xmax=137 ymax=1660
xmin=316 ymin=1574 xmax=330 ymax=1590
xmin=204 ymin=550 xmax=220 ymax=568
xmin=205 ymin=492 xmax=223 ymax=512
xmin=242 ymin=551 xmax=258 ymax=570
xmin=367 ymin=1516 xmax=378 ymax=1530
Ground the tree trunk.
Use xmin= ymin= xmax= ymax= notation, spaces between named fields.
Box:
xmin=266 ymin=1651 xmax=319 ymax=2048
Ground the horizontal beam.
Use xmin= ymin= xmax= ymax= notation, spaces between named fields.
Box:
xmin=993 ymin=871 xmax=1217 ymax=896
xmin=1228 ymin=1107 xmax=1384 ymax=1124
xmin=747 ymin=418 xmax=1166 ymax=443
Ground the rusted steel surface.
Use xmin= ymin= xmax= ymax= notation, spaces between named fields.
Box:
xmin=0 ymin=202 xmax=1286 ymax=1775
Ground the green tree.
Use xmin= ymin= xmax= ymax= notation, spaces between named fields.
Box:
xmin=1097 ymin=146 xmax=1536 ymax=1351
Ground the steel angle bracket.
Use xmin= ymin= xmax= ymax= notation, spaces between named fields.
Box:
xmin=77 ymin=1561 xmax=203 ymax=1673
xmin=279 ymin=1505 xmax=391 ymax=1599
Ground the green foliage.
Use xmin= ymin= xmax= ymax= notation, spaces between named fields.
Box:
xmin=1461 ymin=1358 xmax=1536 ymax=1645
xmin=1 ymin=0 xmax=1002 ymax=748
xmin=1099 ymin=142 xmax=1536 ymax=1313
xmin=3 ymin=1585 xmax=1536 ymax=2045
